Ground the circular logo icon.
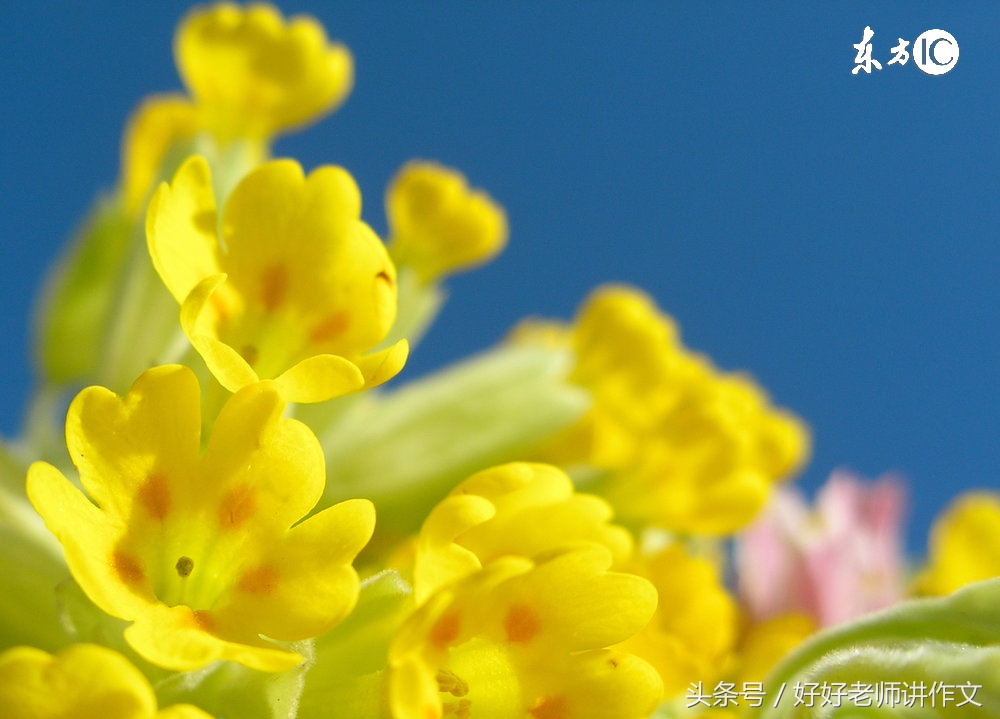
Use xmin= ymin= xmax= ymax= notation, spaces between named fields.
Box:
xmin=913 ymin=29 xmax=959 ymax=75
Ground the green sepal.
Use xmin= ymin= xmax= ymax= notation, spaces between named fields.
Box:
xmin=36 ymin=197 xmax=132 ymax=384
xmin=298 ymin=570 xmax=414 ymax=719
xmin=314 ymin=343 xmax=589 ymax=552
xmin=0 ymin=441 xmax=70 ymax=652
xmin=54 ymin=579 xmax=134 ymax=663
xmin=155 ymin=641 xmax=314 ymax=719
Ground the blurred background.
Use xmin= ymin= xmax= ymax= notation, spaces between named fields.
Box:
xmin=1 ymin=3 xmax=997 ymax=556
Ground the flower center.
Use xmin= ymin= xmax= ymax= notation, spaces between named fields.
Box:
xmin=438 ymin=639 xmax=522 ymax=718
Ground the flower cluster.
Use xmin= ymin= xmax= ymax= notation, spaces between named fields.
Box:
xmin=2 ymin=4 xmax=999 ymax=719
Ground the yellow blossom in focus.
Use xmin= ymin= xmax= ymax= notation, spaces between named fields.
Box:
xmin=389 ymin=547 xmax=662 ymax=719
xmin=413 ymin=462 xmax=633 ymax=603
xmin=176 ymin=2 xmax=353 ymax=142
xmin=0 ymin=644 xmax=212 ymax=719
xmin=26 ymin=366 xmax=375 ymax=672
xmin=387 ymin=161 xmax=508 ymax=283
xmin=147 ymin=156 xmax=408 ymax=402
xmin=915 ymin=491 xmax=1000 ymax=596
xmin=529 ymin=285 xmax=809 ymax=535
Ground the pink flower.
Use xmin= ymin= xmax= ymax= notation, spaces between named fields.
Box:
xmin=736 ymin=470 xmax=906 ymax=628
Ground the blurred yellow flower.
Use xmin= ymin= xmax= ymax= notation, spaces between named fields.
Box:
xmin=120 ymin=3 xmax=352 ymax=217
xmin=26 ymin=366 xmax=374 ymax=671
xmin=176 ymin=2 xmax=353 ymax=142
xmin=147 ymin=156 xmax=408 ymax=402
xmin=530 ymin=285 xmax=809 ymax=535
xmin=915 ymin=491 xmax=1000 ymax=596
xmin=387 ymin=161 xmax=508 ymax=283
xmin=0 ymin=644 xmax=212 ymax=719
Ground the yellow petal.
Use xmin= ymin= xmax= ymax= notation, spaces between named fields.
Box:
xmin=272 ymin=354 xmax=365 ymax=403
xmin=27 ymin=461 xmax=152 ymax=622
xmin=502 ymin=545 xmax=658 ymax=652
xmin=212 ymin=498 xmax=374 ymax=641
xmin=180 ymin=273 xmax=259 ymax=392
xmin=124 ymin=603 xmax=301 ymax=673
xmin=527 ymin=649 xmax=663 ymax=719
xmin=201 ymin=379 xmax=325 ymax=526
xmin=0 ymin=644 xmax=155 ymax=718
xmin=414 ymin=493 xmax=496 ymax=602
xmin=146 ymin=155 xmax=221 ymax=304
xmin=353 ymin=339 xmax=410 ymax=388
xmin=64 ymin=365 xmax=201 ymax=520
xmin=0 ymin=644 xmax=213 ymax=719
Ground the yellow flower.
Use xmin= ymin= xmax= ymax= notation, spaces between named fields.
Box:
xmin=389 ymin=547 xmax=662 ymax=719
xmin=530 ymin=285 xmax=809 ymax=535
xmin=0 ymin=644 xmax=212 ymax=719
xmin=413 ymin=462 xmax=633 ymax=603
xmin=915 ymin=491 xmax=1000 ymax=596
xmin=147 ymin=156 xmax=408 ymax=403
xmin=176 ymin=2 xmax=353 ymax=142
xmin=26 ymin=366 xmax=375 ymax=672
xmin=386 ymin=161 xmax=508 ymax=283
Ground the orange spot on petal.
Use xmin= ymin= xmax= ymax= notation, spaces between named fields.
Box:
xmin=530 ymin=696 xmax=568 ymax=719
xmin=260 ymin=264 xmax=288 ymax=312
xmin=238 ymin=565 xmax=279 ymax=596
xmin=209 ymin=292 xmax=230 ymax=326
xmin=191 ymin=609 xmax=215 ymax=632
xmin=138 ymin=473 xmax=170 ymax=521
xmin=111 ymin=551 xmax=144 ymax=585
xmin=309 ymin=312 xmax=350 ymax=344
xmin=218 ymin=484 xmax=256 ymax=530
xmin=429 ymin=611 xmax=461 ymax=650
xmin=504 ymin=604 xmax=541 ymax=643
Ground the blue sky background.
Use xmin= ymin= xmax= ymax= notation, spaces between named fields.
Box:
xmin=1 ymin=3 xmax=997 ymax=556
